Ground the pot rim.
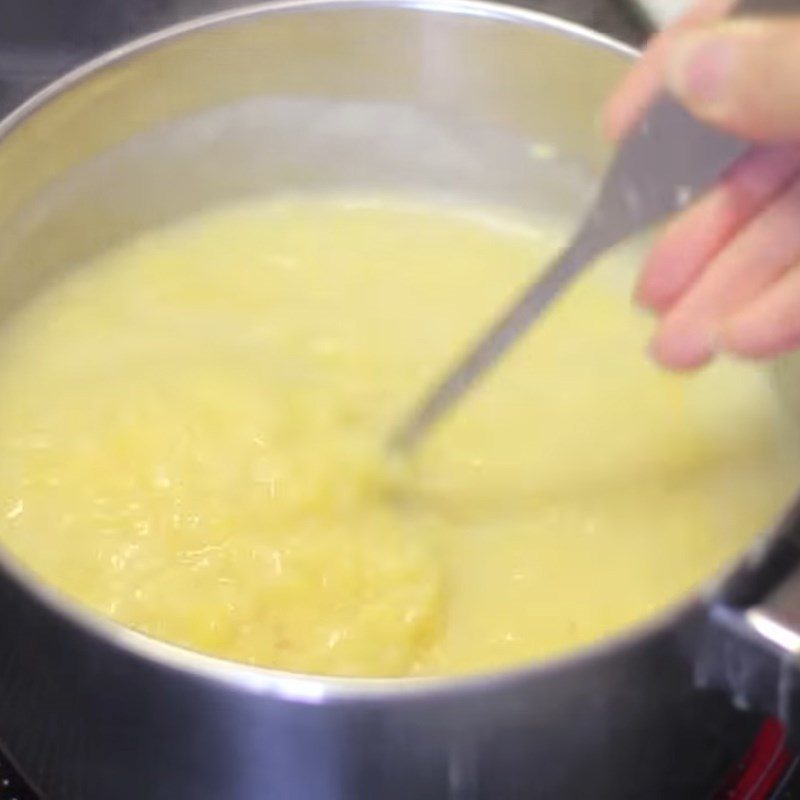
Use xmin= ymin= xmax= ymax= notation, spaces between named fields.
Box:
xmin=0 ymin=0 xmax=721 ymax=702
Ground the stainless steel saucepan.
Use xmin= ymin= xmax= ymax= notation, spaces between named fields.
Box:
xmin=0 ymin=2 xmax=799 ymax=798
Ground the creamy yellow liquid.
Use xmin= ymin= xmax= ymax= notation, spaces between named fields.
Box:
xmin=0 ymin=196 xmax=796 ymax=677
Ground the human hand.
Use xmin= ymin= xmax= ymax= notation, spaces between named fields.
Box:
xmin=603 ymin=0 xmax=800 ymax=369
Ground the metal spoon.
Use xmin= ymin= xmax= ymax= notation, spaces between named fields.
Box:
xmin=389 ymin=0 xmax=796 ymax=454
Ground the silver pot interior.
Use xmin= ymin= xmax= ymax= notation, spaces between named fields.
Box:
xmin=0 ymin=2 xmax=632 ymax=322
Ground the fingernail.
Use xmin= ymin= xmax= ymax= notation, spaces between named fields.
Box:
xmin=666 ymin=28 xmax=737 ymax=108
xmin=635 ymin=277 xmax=675 ymax=314
xmin=648 ymin=325 xmax=717 ymax=370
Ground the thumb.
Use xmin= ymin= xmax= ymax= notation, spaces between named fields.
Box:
xmin=665 ymin=17 xmax=800 ymax=141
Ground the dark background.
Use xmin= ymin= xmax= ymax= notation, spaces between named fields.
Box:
xmin=0 ymin=0 xmax=648 ymax=113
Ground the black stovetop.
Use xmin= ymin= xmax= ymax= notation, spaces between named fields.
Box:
xmin=0 ymin=747 xmax=37 ymax=800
